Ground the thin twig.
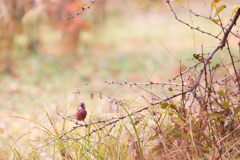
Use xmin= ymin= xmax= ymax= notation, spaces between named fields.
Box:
xmin=67 ymin=0 xmax=97 ymax=20
xmin=167 ymin=1 xmax=221 ymax=40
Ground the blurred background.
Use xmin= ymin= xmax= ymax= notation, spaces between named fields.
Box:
xmin=0 ymin=0 xmax=240 ymax=150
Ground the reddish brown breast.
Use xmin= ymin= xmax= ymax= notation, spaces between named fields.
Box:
xmin=75 ymin=109 xmax=87 ymax=121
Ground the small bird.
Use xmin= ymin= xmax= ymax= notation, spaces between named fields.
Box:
xmin=75 ymin=102 xmax=87 ymax=126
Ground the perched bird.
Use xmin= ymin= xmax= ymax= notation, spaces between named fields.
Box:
xmin=75 ymin=102 xmax=87 ymax=126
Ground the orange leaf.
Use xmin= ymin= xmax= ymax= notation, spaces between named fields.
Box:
xmin=214 ymin=5 xmax=226 ymax=17
xmin=72 ymin=3 xmax=90 ymax=11
xmin=214 ymin=18 xmax=230 ymax=25
xmin=221 ymin=18 xmax=230 ymax=25
xmin=210 ymin=0 xmax=222 ymax=17
xmin=90 ymin=93 xmax=94 ymax=100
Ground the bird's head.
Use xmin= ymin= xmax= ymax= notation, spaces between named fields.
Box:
xmin=78 ymin=102 xmax=85 ymax=110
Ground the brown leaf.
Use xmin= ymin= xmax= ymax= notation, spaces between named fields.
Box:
xmin=189 ymin=76 xmax=193 ymax=85
xmin=99 ymin=92 xmax=102 ymax=99
xmin=193 ymin=54 xmax=204 ymax=61
xmin=90 ymin=93 xmax=94 ymax=100
xmin=181 ymin=93 xmax=186 ymax=100
xmin=212 ymin=63 xmax=220 ymax=70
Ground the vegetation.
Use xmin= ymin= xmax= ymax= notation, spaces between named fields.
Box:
xmin=1 ymin=0 xmax=240 ymax=159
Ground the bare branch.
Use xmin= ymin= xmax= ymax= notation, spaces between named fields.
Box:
xmin=194 ymin=8 xmax=240 ymax=90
